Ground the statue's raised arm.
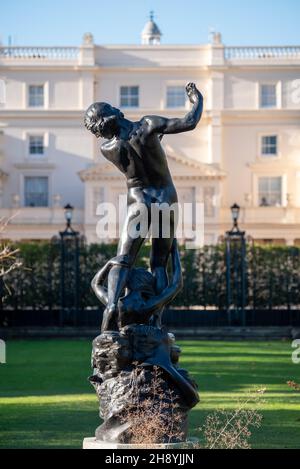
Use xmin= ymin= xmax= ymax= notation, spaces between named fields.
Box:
xmin=146 ymin=83 xmax=203 ymax=135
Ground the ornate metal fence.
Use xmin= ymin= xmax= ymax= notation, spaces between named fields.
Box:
xmin=1 ymin=240 xmax=300 ymax=328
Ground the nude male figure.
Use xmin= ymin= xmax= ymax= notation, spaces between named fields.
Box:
xmin=85 ymin=82 xmax=203 ymax=332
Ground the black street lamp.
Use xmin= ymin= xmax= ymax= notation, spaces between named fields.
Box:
xmin=225 ymin=203 xmax=247 ymax=327
xmin=51 ymin=203 xmax=84 ymax=327
xmin=231 ymin=203 xmax=240 ymax=231
xmin=226 ymin=203 xmax=245 ymax=238
xmin=63 ymin=203 xmax=75 ymax=231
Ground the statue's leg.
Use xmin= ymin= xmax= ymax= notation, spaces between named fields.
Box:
xmin=150 ymin=208 xmax=176 ymax=327
xmin=102 ymin=196 xmax=151 ymax=332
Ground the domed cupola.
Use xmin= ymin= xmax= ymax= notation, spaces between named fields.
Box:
xmin=141 ymin=12 xmax=162 ymax=45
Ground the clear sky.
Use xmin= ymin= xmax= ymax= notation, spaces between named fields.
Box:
xmin=1 ymin=0 xmax=299 ymax=47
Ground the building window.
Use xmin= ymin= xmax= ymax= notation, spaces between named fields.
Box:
xmin=260 ymin=84 xmax=277 ymax=108
xmin=24 ymin=176 xmax=49 ymax=207
xmin=28 ymin=85 xmax=44 ymax=107
xmin=120 ymin=86 xmax=139 ymax=108
xmin=258 ymin=177 xmax=282 ymax=207
xmin=166 ymin=86 xmax=186 ymax=108
xmin=29 ymin=136 xmax=44 ymax=157
xmin=261 ymin=135 xmax=278 ymax=156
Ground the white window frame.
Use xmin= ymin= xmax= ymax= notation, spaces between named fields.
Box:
xmin=20 ymin=172 xmax=52 ymax=208
xmin=23 ymin=176 xmax=50 ymax=208
xmin=23 ymin=132 xmax=49 ymax=161
xmin=258 ymin=133 xmax=280 ymax=159
xmin=28 ymin=135 xmax=45 ymax=158
xmin=119 ymin=85 xmax=140 ymax=109
xmin=258 ymin=82 xmax=282 ymax=109
xmin=26 ymin=82 xmax=49 ymax=109
xmin=253 ymin=173 xmax=286 ymax=208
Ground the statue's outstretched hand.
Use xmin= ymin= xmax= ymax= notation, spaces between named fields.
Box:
xmin=186 ymin=82 xmax=203 ymax=105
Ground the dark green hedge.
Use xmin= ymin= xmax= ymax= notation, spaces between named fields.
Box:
xmin=1 ymin=241 xmax=300 ymax=310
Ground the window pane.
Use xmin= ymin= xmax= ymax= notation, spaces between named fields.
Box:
xmin=167 ymin=86 xmax=186 ymax=108
xmin=259 ymin=178 xmax=269 ymax=192
xmin=29 ymin=85 xmax=44 ymax=107
xmin=29 ymin=136 xmax=44 ymax=156
xmin=259 ymin=177 xmax=282 ymax=207
xmin=270 ymin=177 xmax=281 ymax=191
xmin=261 ymin=84 xmax=277 ymax=108
xmin=120 ymin=86 xmax=139 ymax=108
xmin=131 ymin=86 xmax=139 ymax=96
xmin=24 ymin=177 xmax=49 ymax=207
xmin=262 ymin=135 xmax=277 ymax=156
xmin=131 ymin=97 xmax=139 ymax=107
xmin=120 ymin=97 xmax=129 ymax=107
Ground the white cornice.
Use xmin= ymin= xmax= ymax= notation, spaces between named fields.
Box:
xmin=93 ymin=66 xmax=210 ymax=73
xmin=14 ymin=163 xmax=56 ymax=170
xmin=0 ymin=110 xmax=85 ymax=119
xmin=95 ymin=44 xmax=211 ymax=50
xmin=0 ymin=109 xmax=211 ymax=122
xmin=225 ymin=64 xmax=300 ymax=71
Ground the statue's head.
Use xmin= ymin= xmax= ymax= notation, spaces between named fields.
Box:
xmin=84 ymin=102 xmax=124 ymax=139
xmin=127 ymin=268 xmax=156 ymax=300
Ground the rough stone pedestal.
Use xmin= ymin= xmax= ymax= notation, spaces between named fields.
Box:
xmin=83 ymin=437 xmax=198 ymax=450
xmin=89 ymin=325 xmax=199 ymax=445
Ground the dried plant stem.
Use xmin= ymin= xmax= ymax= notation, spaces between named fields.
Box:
xmin=121 ymin=366 xmax=185 ymax=445
xmin=287 ymin=381 xmax=300 ymax=391
xmin=203 ymin=388 xmax=265 ymax=450
xmin=209 ymin=398 xmax=252 ymax=449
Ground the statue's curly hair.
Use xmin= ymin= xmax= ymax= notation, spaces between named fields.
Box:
xmin=84 ymin=102 xmax=124 ymax=136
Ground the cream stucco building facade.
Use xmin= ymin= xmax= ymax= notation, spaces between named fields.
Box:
xmin=1 ymin=20 xmax=300 ymax=245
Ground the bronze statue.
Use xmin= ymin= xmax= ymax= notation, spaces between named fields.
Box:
xmin=85 ymin=82 xmax=203 ymax=332
xmin=84 ymin=83 xmax=203 ymax=446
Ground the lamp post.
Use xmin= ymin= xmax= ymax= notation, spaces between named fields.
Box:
xmin=51 ymin=204 xmax=84 ymax=327
xmin=225 ymin=203 xmax=247 ymax=327
xmin=226 ymin=203 xmax=244 ymax=237
xmin=64 ymin=203 xmax=74 ymax=230
xmin=230 ymin=203 xmax=241 ymax=232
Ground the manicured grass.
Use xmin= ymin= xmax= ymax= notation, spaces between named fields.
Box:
xmin=0 ymin=339 xmax=299 ymax=449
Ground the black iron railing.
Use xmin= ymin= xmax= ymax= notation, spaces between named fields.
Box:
xmin=1 ymin=240 xmax=300 ymax=328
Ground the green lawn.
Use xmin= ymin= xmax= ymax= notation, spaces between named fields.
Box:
xmin=0 ymin=339 xmax=299 ymax=449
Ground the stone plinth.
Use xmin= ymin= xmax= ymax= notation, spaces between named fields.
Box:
xmin=83 ymin=437 xmax=198 ymax=450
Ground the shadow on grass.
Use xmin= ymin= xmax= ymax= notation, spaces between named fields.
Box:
xmin=1 ymin=401 xmax=299 ymax=449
